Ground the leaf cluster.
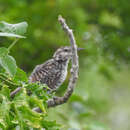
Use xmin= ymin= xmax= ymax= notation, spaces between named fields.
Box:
xmin=0 ymin=21 xmax=60 ymax=130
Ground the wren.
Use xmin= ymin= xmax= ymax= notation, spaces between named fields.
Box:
xmin=29 ymin=46 xmax=73 ymax=92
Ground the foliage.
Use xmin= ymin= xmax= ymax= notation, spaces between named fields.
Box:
xmin=0 ymin=21 xmax=60 ymax=129
xmin=0 ymin=0 xmax=130 ymax=130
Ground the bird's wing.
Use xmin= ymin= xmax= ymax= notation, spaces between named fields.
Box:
xmin=28 ymin=59 xmax=55 ymax=83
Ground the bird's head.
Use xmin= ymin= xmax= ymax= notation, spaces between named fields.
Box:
xmin=53 ymin=46 xmax=72 ymax=61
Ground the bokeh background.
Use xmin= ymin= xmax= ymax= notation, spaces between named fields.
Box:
xmin=0 ymin=0 xmax=130 ymax=129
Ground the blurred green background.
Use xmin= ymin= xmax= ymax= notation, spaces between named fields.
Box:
xmin=0 ymin=0 xmax=130 ymax=129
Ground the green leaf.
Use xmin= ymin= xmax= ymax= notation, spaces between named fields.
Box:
xmin=0 ymin=32 xmax=25 ymax=38
xmin=0 ymin=73 xmax=20 ymax=89
xmin=13 ymin=68 xmax=28 ymax=83
xmin=29 ymin=96 xmax=47 ymax=113
xmin=26 ymin=83 xmax=51 ymax=100
xmin=0 ymin=21 xmax=28 ymax=35
xmin=0 ymin=21 xmax=28 ymax=38
xmin=0 ymin=86 xmax=11 ymax=129
xmin=41 ymin=120 xmax=61 ymax=130
xmin=0 ymin=47 xmax=9 ymax=57
xmin=0 ymin=55 xmax=17 ymax=76
xmin=0 ymin=85 xmax=10 ymax=99
xmin=17 ymin=105 xmax=42 ymax=128
xmin=13 ymin=89 xmax=43 ymax=129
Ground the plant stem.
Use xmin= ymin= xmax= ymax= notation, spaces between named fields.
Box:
xmin=8 ymin=38 xmax=19 ymax=51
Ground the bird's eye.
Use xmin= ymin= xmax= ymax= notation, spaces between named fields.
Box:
xmin=64 ymin=49 xmax=68 ymax=52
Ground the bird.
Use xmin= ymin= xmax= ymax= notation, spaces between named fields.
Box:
xmin=29 ymin=46 xmax=73 ymax=92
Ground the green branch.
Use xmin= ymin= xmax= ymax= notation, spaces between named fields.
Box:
xmin=8 ymin=38 xmax=19 ymax=51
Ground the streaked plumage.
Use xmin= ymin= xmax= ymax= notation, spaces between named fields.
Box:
xmin=29 ymin=46 xmax=72 ymax=91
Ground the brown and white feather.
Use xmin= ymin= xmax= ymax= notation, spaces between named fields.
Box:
xmin=29 ymin=46 xmax=72 ymax=91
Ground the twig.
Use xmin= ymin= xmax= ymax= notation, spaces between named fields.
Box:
xmin=32 ymin=107 xmax=42 ymax=113
xmin=8 ymin=38 xmax=19 ymax=51
xmin=10 ymin=87 xmax=22 ymax=98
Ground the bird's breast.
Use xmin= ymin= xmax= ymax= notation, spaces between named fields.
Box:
xmin=60 ymin=66 xmax=68 ymax=82
xmin=55 ymin=62 xmax=68 ymax=89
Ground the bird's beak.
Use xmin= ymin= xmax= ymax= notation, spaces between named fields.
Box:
xmin=77 ymin=48 xmax=84 ymax=51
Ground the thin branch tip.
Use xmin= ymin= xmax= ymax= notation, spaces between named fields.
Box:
xmin=58 ymin=15 xmax=62 ymax=20
xmin=58 ymin=15 xmax=64 ymax=22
